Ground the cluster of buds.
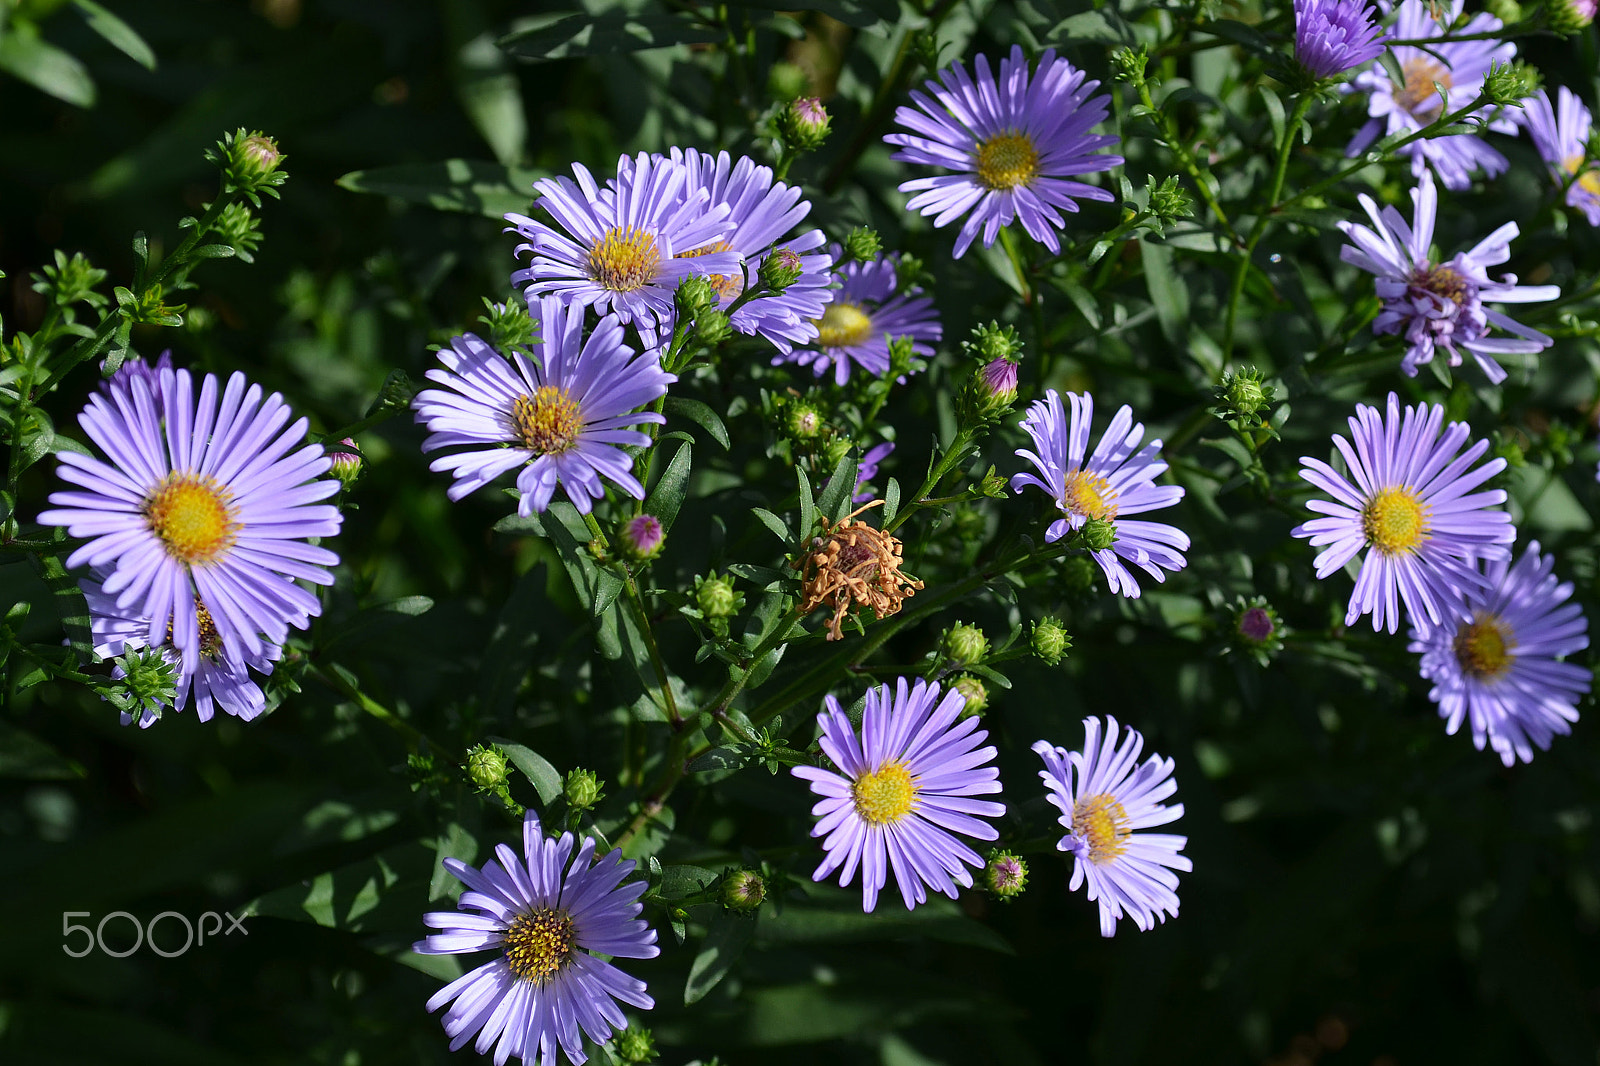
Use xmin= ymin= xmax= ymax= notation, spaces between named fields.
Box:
xmin=673 ymin=275 xmax=731 ymax=356
xmin=31 ymin=251 xmax=107 ymax=310
xmin=212 ymin=201 xmax=265 ymax=262
xmin=207 ymin=128 xmax=289 ymax=205
xmin=959 ymin=322 xmax=1022 ymax=426
xmin=1110 ymin=44 xmax=1151 ymax=88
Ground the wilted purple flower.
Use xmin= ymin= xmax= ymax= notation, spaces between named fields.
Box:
xmin=1345 ymin=0 xmax=1517 ymax=190
xmin=38 ymin=366 xmax=341 ymax=674
xmin=1291 ymin=392 xmax=1514 ymax=634
xmin=1010 ymin=390 xmax=1189 ymax=598
xmin=1338 ymin=170 xmax=1558 ymax=383
xmin=777 ymin=252 xmax=941 ymax=384
xmin=792 ymin=678 xmax=1005 ymax=913
xmin=1410 ymin=542 xmax=1590 ymax=766
xmin=415 ymin=811 xmax=658 ymax=1066
xmin=1034 ymin=717 xmax=1189 ymax=937
xmin=414 ymin=298 xmax=675 ymax=517
xmin=1294 ymin=0 xmax=1388 ymax=80
xmin=853 ymin=442 xmax=895 ymax=504
xmin=506 ymin=152 xmax=741 ymax=346
xmin=886 ymin=45 xmax=1123 ymax=258
xmin=1520 ymin=87 xmax=1600 ymax=226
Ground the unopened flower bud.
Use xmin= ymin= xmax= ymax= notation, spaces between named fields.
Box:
xmin=1110 ymin=44 xmax=1150 ymax=86
xmin=619 ymin=514 xmax=665 ymax=561
xmin=1485 ymin=0 xmax=1524 ymax=21
xmin=695 ymin=572 xmax=740 ymax=619
xmin=721 ymin=868 xmax=767 ymax=912
xmin=1228 ymin=597 xmax=1286 ymax=664
xmin=1060 ymin=554 xmax=1098 ymax=594
xmin=613 ymin=1025 xmax=657 ymax=1064
xmin=466 ymin=744 xmax=511 ymax=793
xmin=564 ymin=767 xmax=604 ymax=810
xmin=778 ymin=96 xmax=831 ymax=151
xmin=963 ymin=321 xmax=1024 ymax=365
xmin=1549 ymin=0 xmax=1595 ymax=32
xmin=1148 ymin=175 xmax=1195 ymax=225
xmin=951 ymin=675 xmax=988 ymax=717
xmin=844 ymin=226 xmax=881 ymax=263
xmin=981 ymin=357 xmax=1018 ymax=402
xmin=208 ymin=128 xmax=289 ymax=202
xmin=1214 ymin=367 xmax=1277 ymax=427
xmin=1079 ymin=517 xmax=1117 ymax=551
xmin=821 ymin=434 xmax=853 ymax=470
xmin=757 ymin=249 xmax=804 ymax=295
xmin=110 ymin=646 xmax=179 ymax=725
xmin=34 ymin=250 xmax=107 ymax=309
xmin=1031 ymin=616 xmax=1072 ymax=665
xmin=785 ymin=400 xmax=825 ymax=440
xmin=479 ymin=298 xmax=538 ymax=352
xmin=977 ymin=466 xmax=1009 ymax=499
xmin=911 ymin=29 xmax=942 ymax=72
xmin=675 ymin=275 xmax=718 ymax=319
xmin=982 ymin=849 xmax=1028 ymax=900
xmin=1484 ymin=59 xmax=1539 ymax=108
xmin=942 ymin=622 xmax=989 ymax=666
xmin=328 ymin=439 xmax=362 ymax=489
xmin=694 ymin=309 xmax=732 ymax=346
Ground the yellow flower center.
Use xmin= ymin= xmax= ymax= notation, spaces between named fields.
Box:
xmin=1394 ymin=58 xmax=1452 ymax=118
xmin=974 ymin=130 xmax=1040 ymax=191
xmin=1412 ymin=264 xmax=1470 ymax=306
xmin=814 ymin=302 xmax=875 ymax=348
xmin=587 ymin=225 xmax=661 ymax=293
xmin=676 ymin=239 xmax=743 ymax=300
xmin=851 ymin=761 xmax=916 ymax=825
xmin=1061 ymin=469 xmax=1118 ymax=521
xmin=1072 ymin=793 xmax=1131 ymax=864
xmin=1453 ymin=614 xmax=1516 ymax=680
xmin=144 ymin=473 xmax=238 ymax=565
xmin=1361 ymin=486 xmax=1430 ymax=555
xmin=512 ymin=386 xmax=583 ymax=455
xmin=501 ymin=907 xmax=576 ymax=985
xmin=1562 ymin=152 xmax=1600 ymax=197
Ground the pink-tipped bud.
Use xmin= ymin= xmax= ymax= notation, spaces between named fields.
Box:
xmin=328 ymin=438 xmax=362 ymax=488
xmin=981 ymin=357 xmax=1018 ymax=401
xmin=620 ymin=513 xmax=665 ymax=561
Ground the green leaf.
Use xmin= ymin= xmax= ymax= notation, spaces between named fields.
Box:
xmin=452 ymin=30 xmax=526 ymax=167
xmin=686 ymin=746 xmax=750 ymax=775
xmin=685 ymin=913 xmax=756 ymax=1003
xmin=723 ymin=0 xmax=896 ymax=28
xmin=0 ymin=723 xmax=86 ymax=780
xmin=374 ymin=595 xmax=435 ymax=616
xmin=796 ymin=465 xmax=817 ymax=538
xmin=757 ymin=886 xmax=1013 ymax=953
xmin=814 ymin=449 xmax=859 ymax=524
xmin=0 ymin=22 xmax=95 ymax=107
xmin=490 ymin=738 xmax=564 ymax=805
xmin=749 ymin=507 xmax=790 ymax=544
xmin=1140 ymin=239 xmax=1189 ymax=347
xmin=656 ymin=864 xmax=719 ymax=899
xmin=498 ymin=12 xmax=720 ymax=61
xmin=429 ymin=819 xmax=480 ymax=902
xmin=882 ymin=476 xmax=901 ymax=526
xmin=336 ymin=160 xmax=547 ymax=219
xmin=72 ymin=0 xmax=156 ymax=70
xmin=664 ymin=395 xmax=730 ymax=449
xmin=244 ymin=845 xmax=420 ymax=932
xmin=643 ymin=439 xmax=692 ymax=531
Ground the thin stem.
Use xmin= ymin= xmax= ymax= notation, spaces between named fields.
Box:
xmin=307 ymin=663 xmax=455 ymax=761
xmin=1138 ymin=79 xmax=1241 ymax=247
xmin=884 ymin=427 xmax=974 ymax=535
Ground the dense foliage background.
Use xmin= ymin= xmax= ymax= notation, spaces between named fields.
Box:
xmin=3 ymin=0 xmax=1600 ymax=1063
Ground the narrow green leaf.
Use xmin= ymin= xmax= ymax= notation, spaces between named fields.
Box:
xmin=498 ymin=12 xmax=720 ymax=61
xmin=796 ymin=466 xmax=816 ymax=539
xmin=72 ymin=0 xmax=157 ymax=69
xmin=643 ymin=440 xmax=692 ymax=530
xmin=490 ymin=738 xmax=564 ymax=804
xmin=656 ymin=864 xmax=718 ymax=899
xmin=0 ymin=723 xmax=86 ymax=780
xmin=0 ymin=23 xmax=95 ymax=107
xmin=664 ymin=396 xmax=731 ymax=449
xmin=1140 ymin=239 xmax=1189 ymax=347
xmin=749 ymin=507 xmax=790 ymax=544
xmin=686 ymin=914 xmax=756 ymax=1003
xmin=814 ymin=449 xmax=859 ymax=524
xmin=374 ymin=595 xmax=435 ymax=616
xmin=336 ymin=160 xmax=547 ymax=219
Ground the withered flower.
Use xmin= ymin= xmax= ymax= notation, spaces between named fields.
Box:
xmin=796 ymin=501 xmax=923 ymax=640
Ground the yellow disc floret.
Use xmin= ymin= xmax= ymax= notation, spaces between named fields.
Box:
xmin=502 ymin=907 xmax=576 ymax=985
xmin=1361 ymin=486 xmax=1429 ymax=556
xmin=512 ymin=386 xmax=583 ymax=455
xmin=852 ymin=761 xmax=917 ymax=825
xmin=1061 ymin=469 xmax=1118 ymax=521
xmin=1562 ymin=152 xmax=1600 ymax=198
xmin=1072 ymin=792 xmax=1131 ymax=864
xmin=974 ymin=130 xmax=1040 ymax=191
xmin=144 ymin=473 xmax=239 ymax=565
xmin=1453 ymin=614 xmax=1516 ymax=680
xmin=814 ymin=302 xmax=876 ymax=349
xmin=587 ymin=226 xmax=661 ymax=293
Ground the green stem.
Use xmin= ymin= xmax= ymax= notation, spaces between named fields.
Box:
xmin=885 ymin=427 xmax=974 ymax=535
xmin=1138 ymin=80 xmax=1240 ymax=247
xmin=307 ymin=663 xmax=454 ymax=761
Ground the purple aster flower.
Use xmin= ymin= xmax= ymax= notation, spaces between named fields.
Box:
xmin=1291 ymin=392 xmax=1514 ymax=634
xmin=1010 ymin=390 xmax=1190 ymax=598
xmin=1519 ymin=86 xmax=1600 ymax=226
xmin=506 ymin=152 xmax=742 ymax=346
xmin=792 ymin=678 xmax=1006 ymax=913
xmin=1034 ymin=717 xmax=1190 ymax=937
xmin=414 ymin=298 xmax=675 ymax=517
xmin=1339 ymin=170 xmax=1558 ymax=383
xmin=414 ymin=810 xmax=658 ymax=1066
xmin=81 ymin=572 xmax=276 ymax=727
xmin=853 ymin=442 xmax=895 ymax=504
xmin=668 ymin=148 xmax=834 ymax=353
xmin=1410 ymin=542 xmax=1589 ymax=765
xmin=103 ymin=350 xmax=173 ymax=404
xmin=37 ymin=367 xmax=341 ymax=674
xmin=886 ymin=45 xmax=1123 ymax=258
xmin=1345 ymin=0 xmax=1517 ymax=190
xmin=775 ymin=253 xmax=941 ymax=384
xmin=1294 ymin=0 xmax=1389 ymax=80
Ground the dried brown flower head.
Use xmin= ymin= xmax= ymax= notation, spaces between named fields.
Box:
xmin=795 ymin=500 xmax=923 ymax=640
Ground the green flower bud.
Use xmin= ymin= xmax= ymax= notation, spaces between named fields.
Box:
xmin=963 ymin=321 xmax=1025 ymax=365
xmin=207 ymin=128 xmax=289 ymax=204
xmin=1547 ymin=0 xmax=1594 ymax=34
xmin=695 ymin=572 xmax=741 ymax=619
xmin=844 ymin=226 xmax=881 ymax=263
xmin=894 ymin=253 xmax=928 ymax=295
xmin=1483 ymin=59 xmax=1539 ymax=109
xmin=1079 ymin=517 xmax=1117 ymax=551
xmin=31 ymin=251 xmax=107 ymax=309
xmin=327 ymin=439 xmax=362 ymax=489
xmin=613 ymin=1025 xmax=657 ymax=1064
xmin=977 ymin=466 xmax=1009 ymax=499
xmin=1485 ymin=0 xmax=1524 ymax=22
xmin=886 ymin=334 xmax=917 ymax=380
xmin=912 ymin=29 xmax=943 ymax=73
xmin=109 ymin=646 xmax=179 ymax=722
xmin=784 ymin=400 xmax=825 ymax=441
xmin=695 ymin=309 xmax=732 ymax=346
xmin=821 ymin=434 xmax=853 ymax=471
xmin=1148 ymin=175 xmax=1195 ymax=227
xmin=1060 ymin=554 xmax=1099 ymax=594
xmin=1110 ymin=44 xmax=1150 ymax=86
xmin=777 ymin=96 xmax=831 ymax=152
xmin=1213 ymin=367 xmax=1277 ymax=428
xmin=478 ymin=298 xmax=538 ymax=353
xmin=1031 ymin=616 xmax=1072 ymax=665
xmin=564 ymin=768 xmax=604 ymax=810
xmin=466 ymin=744 xmax=511 ymax=793
xmin=757 ymin=248 xmax=804 ymax=295
xmin=675 ymin=275 xmax=718 ymax=320
xmin=982 ymin=849 xmax=1028 ymax=900
xmin=721 ymin=868 xmax=767 ymax=912
xmin=951 ymin=675 xmax=988 ymax=717
xmin=212 ymin=201 xmax=264 ymax=262
xmin=942 ymin=622 xmax=990 ymax=667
